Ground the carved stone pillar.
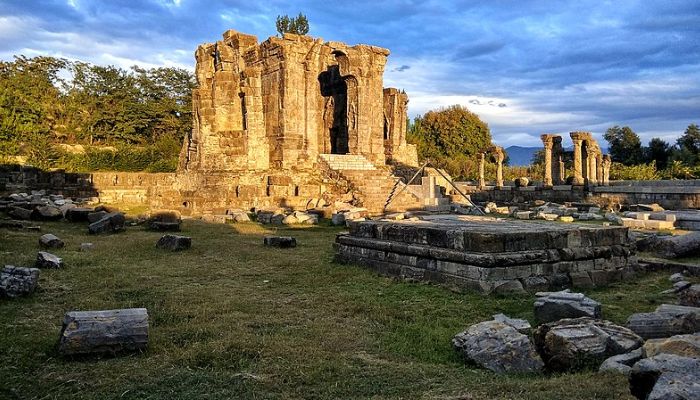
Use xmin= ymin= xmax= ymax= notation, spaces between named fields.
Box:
xmin=552 ymin=136 xmax=564 ymax=184
xmin=570 ymin=133 xmax=584 ymax=185
xmin=588 ymin=151 xmax=597 ymax=186
xmin=596 ymin=154 xmax=604 ymax=186
xmin=602 ymin=155 xmax=612 ymax=186
xmin=493 ymin=146 xmax=504 ymax=188
xmin=540 ymin=134 xmax=553 ymax=187
xmin=558 ymin=156 xmax=565 ymax=184
xmin=478 ymin=152 xmax=485 ymax=189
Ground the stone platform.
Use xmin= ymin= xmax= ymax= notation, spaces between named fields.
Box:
xmin=334 ymin=216 xmax=637 ymax=294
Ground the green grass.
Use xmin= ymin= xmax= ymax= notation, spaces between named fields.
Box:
xmin=0 ymin=219 xmax=681 ymax=399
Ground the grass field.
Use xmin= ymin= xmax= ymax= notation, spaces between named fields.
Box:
xmin=0 ymin=218 xmax=684 ymax=399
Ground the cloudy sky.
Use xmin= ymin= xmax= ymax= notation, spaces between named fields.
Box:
xmin=1 ymin=0 xmax=698 ymax=148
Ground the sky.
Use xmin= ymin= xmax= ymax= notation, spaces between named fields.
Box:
xmin=1 ymin=0 xmax=698 ymax=148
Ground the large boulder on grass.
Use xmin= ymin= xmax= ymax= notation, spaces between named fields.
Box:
xmin=88 ymin=212 xmax=125 ymax=234
xmin=35 ymin=251 xmax=63 ymax=269
xmin=65 ymin=207 xmax=94 ymax=222
xmin=156 ymin=234 xmax=191 ymax=251
xmin=629 ymin=354 xmax=700 ymax=400
xmin=452 ymin=317 xmax=543 ymax=374
xmin=39 ymin=233 xmax=64 ymax=249
xmin=534 ymin=289 xmax=601 ymax=324
xmin=533 ymin=317 xmax=643 ymax=371
xmin=263 ymin=236 xmax=296 ymax=248
xmin=35 ymin=205 xmax=63 ymax=220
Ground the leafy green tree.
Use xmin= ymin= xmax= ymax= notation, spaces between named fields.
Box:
xmin=603 ymin=125 xmax=643 ymax=166
xmin=406 ymin=105 xmax=492 ymax=179
xmin=677 ymin=123 xmax=700 ymax=155
xmin=644 ymin=137 xmax=671 ymax=170
xmin=276 ymin=13 xmax=309 ymax=35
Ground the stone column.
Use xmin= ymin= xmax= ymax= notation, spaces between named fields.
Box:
xmin=558 ymin=156 xmax=565 ymax=184
xmin=570 ymin=133 xmax=584 ymax=185
xmin=596 ymin=154 xmax=604 ymax=186
xmin=493 ymin=146 xmax=504 ymax=188
xmin=588 ymin=151 xmax=597 ymax=186
xmin=478 ymin=152 xmax=485 ymax=189
xmin=540 ymin=134 xmax=553 ymax=187
xmin=602 ymin=155 xmax=612 ymax=186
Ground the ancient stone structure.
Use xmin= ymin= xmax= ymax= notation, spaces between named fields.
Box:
xmin=334 ymin=216 xmax=637 ymax=294
xmin=482 ymin=145 xmax=505 ymax=189
xmin=569 ymin=131 xmax=605 ymax=186
xmin=541 ymin=132 xmax=608 ymax=187
xmin=179 ymin=30 xmax=417 ymax=172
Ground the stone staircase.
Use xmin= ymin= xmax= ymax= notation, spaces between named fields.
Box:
xmin=318 ymin=154 xmax=422 ymax=215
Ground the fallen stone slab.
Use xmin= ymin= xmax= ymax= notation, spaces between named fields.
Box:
xmin=39 ymin=233 xmax=64 ymax=249
xmin=533 ymin=317 xmax=643 ymax=371
xmin=643 ymin=333 xmax=700 ymax=358
xmin=9 ymin=206 xmax=33 ymax=220
xmin=88 ymin=212 xmax=126 ymax=234
xmin=0 ymin=220 xmax=25 ymax=229
xmin=452 ymin=319 xmax=544 ymax=374
xmin=35 ymin=205 xmax=63 ymax=220
xmin=648 ymin=232 xmax=700 ymax=259
xmin=629 ymin=354 xmax=700 ymax=400
xmin=65 ymin=207 xmax=94 ymax=222
xmin=35 ymin=251 xmax=63 ymax=269
xmin=599 ymin=348 xmax=643 ymax=376
xmin=155 ymin=234 xmax=191 ymax=251
xmin=678 ymin=284 xmax=699 ymax=307
xmin=627 ymin=304 xmax=700 ymax=339
xmin=58 ymin=308 xmax=149 ymax=356
xmin=263 ymin=236 xmax=297 ymax=248
xmin=148 ymin=221 xmax=181 ymax=232
xmin=0 ymin=266 xmax=40 ymax=298
xmin=87 ymin=211 xmax=108 ymax=223
xmin=228 ymin=210 xmax=250 ymax=222
xmin=534 ymin=289 xmax=602 ymax=324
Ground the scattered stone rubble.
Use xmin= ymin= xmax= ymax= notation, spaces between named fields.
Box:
xmin=156 ymin=234 xmax=191 ymax=251
xmin=533 ymin=317 xmax=643 ymax=371
xmin=35 ymin=251 xmax=63 ymax=269
xmin=39 ymin=233 xmax=64 ymax=249
xmin=452 ymin=316 xmax=544 ymax=373
xmin=263 ymin=236 xmax=297 ymax=248
xmin=627 ymin=304 xmax=700 ymax=340
xmin=534 ymin=290 xmax=601 ymax=323
xmin=0 ymin=266 xmax=40 ymax=298
xmin=629 ymin=354 xmax=700 ymax=400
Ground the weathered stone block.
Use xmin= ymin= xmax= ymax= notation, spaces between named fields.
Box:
xmin=263 ymin=236 xmax=296 ymax=248
xmin=35 ymin=251 xmax=62 ymax=269
xmin=156 ymin=235 xmax=191 ymax=251
xmin=58 ymin=308 xmax=148 ymax=356
xmin=39 ymin=233 xmax=64 ymax=249
xmin=0 ymin=266 xmax=40 ymax=298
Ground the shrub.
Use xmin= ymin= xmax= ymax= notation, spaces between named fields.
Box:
xmin=609 ymin=161 xmax=659 ymax=181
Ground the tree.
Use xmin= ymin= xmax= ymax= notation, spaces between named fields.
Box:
xmin=603 ymin=125 xmax=643 ymax=166
xmin=677 ymin=123 xmax=700 ymax=155
xmin=276 ymin=13 xmax=309 ymax=35
xmin=406 ymin=105 xmax=492 ymax=179
xmin=644 ymin=137 xmax=671 ymax=170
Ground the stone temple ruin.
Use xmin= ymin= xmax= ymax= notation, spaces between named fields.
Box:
xmin=169 ymin=30 xmax=422 ymax=215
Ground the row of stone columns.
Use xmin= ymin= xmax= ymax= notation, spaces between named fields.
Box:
xmin=477 ymin=145 xmax=505 ymax=189
xmin=541 ymin=132 xmax=611 ymax=187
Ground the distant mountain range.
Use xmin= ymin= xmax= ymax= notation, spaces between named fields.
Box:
xmin=504 ymin=145 xmax=608 ymax=166
xmin=504 ymin=146 xmax=541 ymax=166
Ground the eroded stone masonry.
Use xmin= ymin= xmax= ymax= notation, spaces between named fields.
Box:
xmin=160 ymin=30 xmax=421 ymax=215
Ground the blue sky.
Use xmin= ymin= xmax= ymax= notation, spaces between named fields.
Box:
xmin=1 ymin=0 xmax=698 ymax=148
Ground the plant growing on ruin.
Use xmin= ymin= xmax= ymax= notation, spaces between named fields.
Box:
xmin=276 ymin=13 xmax=310 ymax=36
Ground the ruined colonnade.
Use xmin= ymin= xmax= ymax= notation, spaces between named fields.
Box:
xmin=541 ymin=132 xmax=610 ymax=187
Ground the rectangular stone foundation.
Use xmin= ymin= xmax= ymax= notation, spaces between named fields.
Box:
xmin=334 ymin=217 xmax=637 ymax=294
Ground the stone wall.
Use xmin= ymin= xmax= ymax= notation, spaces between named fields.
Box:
xmin=464 ymin=183 xmax=700 ymax=210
